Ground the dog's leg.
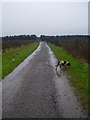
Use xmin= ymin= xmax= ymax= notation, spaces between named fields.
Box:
xmin=55 ymin=61 xmax=60 ymax=71
xmin=59 ymin=64 xmax=62 ymax=70
xmin=55 ymin=64 xmax=58 ymax=71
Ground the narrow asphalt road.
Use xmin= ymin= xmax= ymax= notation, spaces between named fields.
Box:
xmin=2 ymin=42 xmax=86 ymax=118
xmin=2 ymin=42 xmax=60 ymax=118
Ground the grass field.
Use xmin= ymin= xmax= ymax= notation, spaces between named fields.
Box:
xmin=48 ymin=43 xmax=88 ymax=114
xmin=2 ymin=42 xmax=39 ymax=79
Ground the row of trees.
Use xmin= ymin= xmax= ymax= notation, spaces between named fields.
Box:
xmin=40 ymin=35 xmax=88 ymax=42
xmin=2 ymin=34 xmax=37 ymax=41
xmin=2 ymin=34 xmax=89 ymax=41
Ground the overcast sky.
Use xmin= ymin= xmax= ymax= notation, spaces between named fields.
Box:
xmin=2 ymin=1 xmax=88 ymax=37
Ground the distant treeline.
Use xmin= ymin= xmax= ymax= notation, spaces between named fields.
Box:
xmin=2 ymin=34 xmax=38 ymax=41
xmin=2 ymin=34 xmax=89 ymax=41
xmin=40 ymin=35 xmax=88 ymax=41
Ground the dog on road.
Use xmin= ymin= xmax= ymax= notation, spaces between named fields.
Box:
xmin=55 ymin=60 xmax=71 ymax=71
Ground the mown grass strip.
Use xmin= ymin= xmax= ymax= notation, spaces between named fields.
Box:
xmin=2 ymin=42 xmax=39 ymax=79
xmin=48 ymin=43 xmax=88 ymax=114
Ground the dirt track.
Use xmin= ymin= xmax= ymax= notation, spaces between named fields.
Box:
xmin=2 ymin=42 xmax=86 ymax=118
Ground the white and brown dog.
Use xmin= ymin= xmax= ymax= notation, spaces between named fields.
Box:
xmin=55 ymin=60 xmax=71 ymax=71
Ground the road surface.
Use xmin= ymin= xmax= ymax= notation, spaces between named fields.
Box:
xmin=2 ymin=42 xmax=86 ymax=118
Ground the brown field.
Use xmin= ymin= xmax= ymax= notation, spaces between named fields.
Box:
xmin=2 ymin=40 xmax=34 ymax=52
xmin=55 ymin=39 xmax=88 ymax=63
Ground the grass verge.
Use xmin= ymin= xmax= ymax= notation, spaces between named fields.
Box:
xmin=0 ymin=53 xmax=2 ymax=80
xmin=2 ymin=42 xmax=39 ymax=79
xmin=48 ymin=43 xmax=88 ymax=115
